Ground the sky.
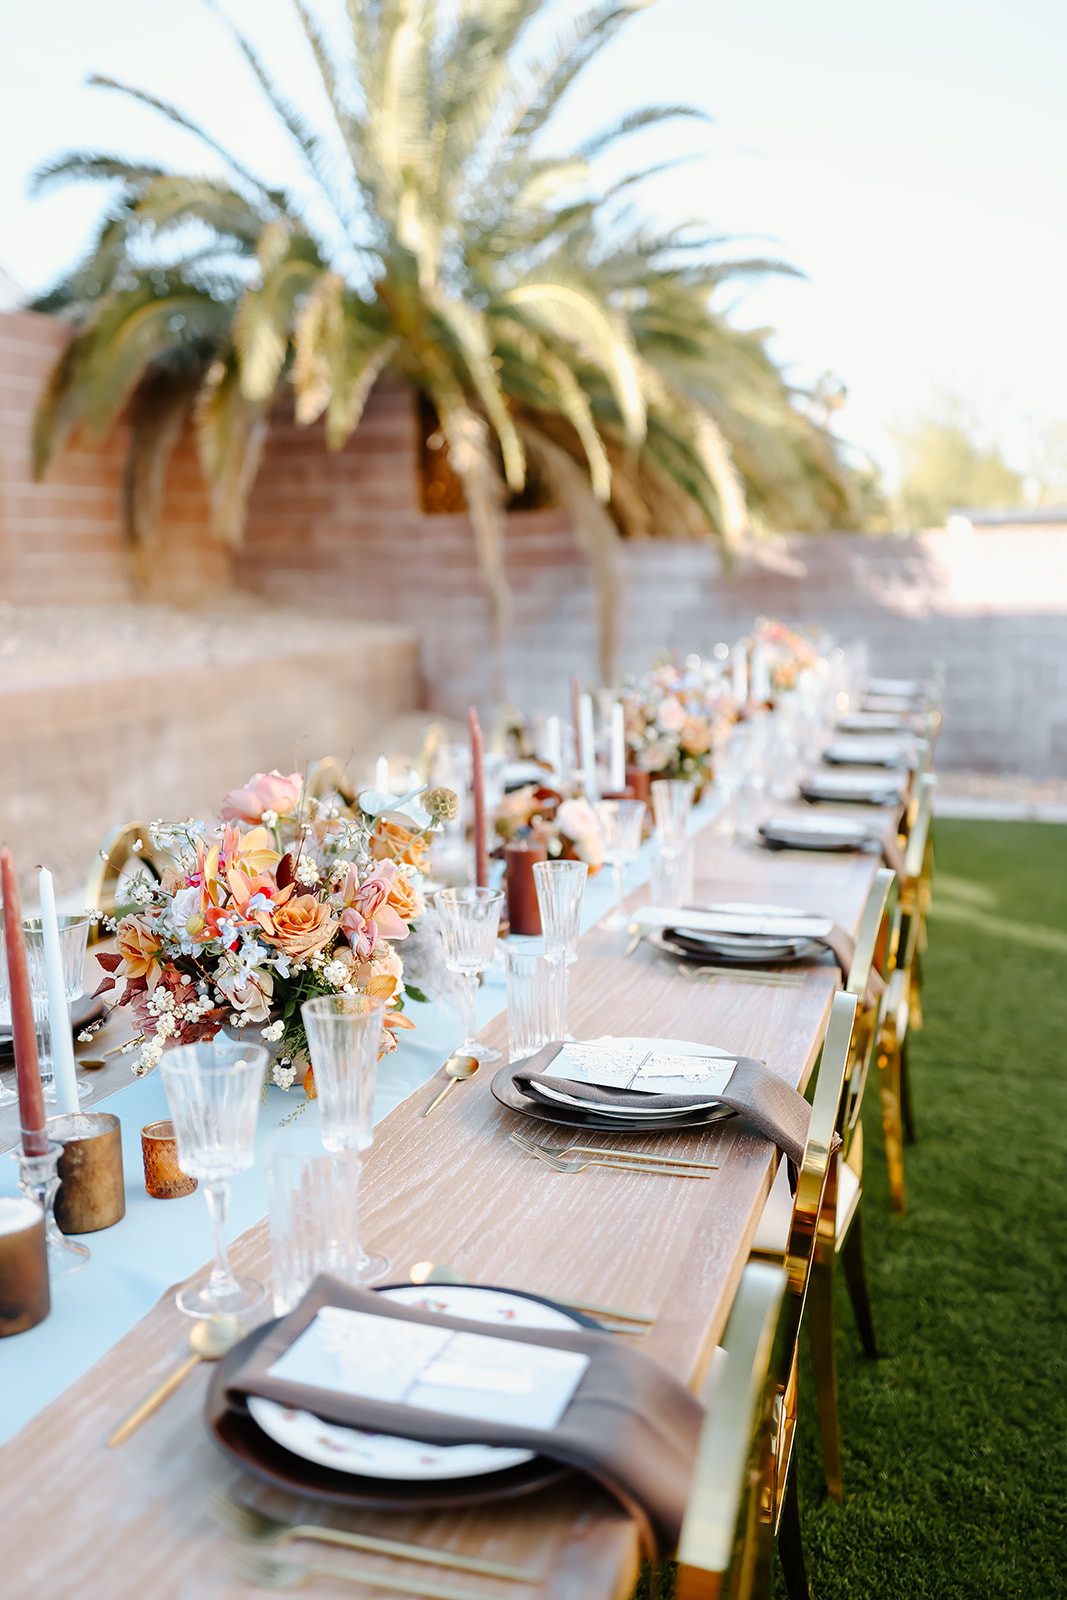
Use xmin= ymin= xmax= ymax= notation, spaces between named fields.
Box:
xmin=1 ymin=0 xmax=1064 ymax=485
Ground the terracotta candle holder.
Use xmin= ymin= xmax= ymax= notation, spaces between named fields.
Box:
xmin=49 ymin=1112 xmax=125 ymax=1234
xmin=625 ymin=765 xmax=652 ymax=803
xmin=0 ymin=1195 xmax=49 ymax=1337
xmin=505 ymin=838 xmax=548 ymax=936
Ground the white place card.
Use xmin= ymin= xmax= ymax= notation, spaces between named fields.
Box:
xmin=631 ymin=905 xmax=833 ymax=938
xmin=547 ymin=1042 xmax=649 ymax=1089
xmin=544 ymin=1043 xmax=736 ymax=1097
xmin=268 ymin=1307 xmax=589 ymax=1431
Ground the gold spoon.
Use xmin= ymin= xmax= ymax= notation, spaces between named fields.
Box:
xmin=78 ymin=1034 xmax=145 ymax=1069
xmin=106 ymin=1314 xmax=244 ymax=1447
xmin=422 ymin=1054 xmax=478 ymax=1118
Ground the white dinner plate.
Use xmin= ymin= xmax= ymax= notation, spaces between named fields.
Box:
xmin=247 ymin=1286 xmax=583 ymax=1482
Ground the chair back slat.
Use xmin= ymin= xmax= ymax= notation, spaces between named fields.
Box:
xmin=675 ymin=1263 xmax=788 ymax=1600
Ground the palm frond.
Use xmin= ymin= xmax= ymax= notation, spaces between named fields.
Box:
xmin=233 ymin=233 xmax=324 ymax=401
xmin=87 ymin=74 xmax=276 ymax=205
xmin=576 ymin=104 xmax=710 ymax=162
xmin=123 ymin=371 xmax=200 ymax=584
xmin=429 ymin=292 xmax=525 ymax=490
xmin=501 ymin=281 xmax=646 ymax=447
xmin=523 ymin=423 xmax=620 ymax=684
xmin=31 ymin=152 xmax=168 ymax=193
xmin=194 ymin=354 xmax=269 ymax=545
xmin=430 ymin=387 xmax=512 ymax=650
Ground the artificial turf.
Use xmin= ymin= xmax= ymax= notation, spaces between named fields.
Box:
xmin=783 ymin=818 xmax=1067 ymax=1598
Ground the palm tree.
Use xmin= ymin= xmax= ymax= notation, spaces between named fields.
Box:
xmin=31 ymin=0 xmax=864 ymax=679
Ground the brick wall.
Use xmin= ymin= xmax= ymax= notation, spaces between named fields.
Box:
xmin=0 ymin=310 xmax=230 ymax=603
xmin=4 ymin=308 xmax=1067 ymax=779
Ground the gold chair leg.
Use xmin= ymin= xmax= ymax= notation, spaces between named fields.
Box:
xmin=807 ymin=1248 xmax=843 ymax=1502
xmin=908 ymin=951 xmax=924 ymax=1030
xmin=776 ymin=1466 xmax=811 ymax=1600
xmin=877 ymin=1039 xmax=907 ymax=1215
xmin=841 ymin=1208 xmax=879 ymax=1359
xmin=900 ymin=1034 xmax=917 ymax=1145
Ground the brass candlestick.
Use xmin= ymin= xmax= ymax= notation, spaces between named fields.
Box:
xmin=10 ymin=1141 xmax=89 ymax=1277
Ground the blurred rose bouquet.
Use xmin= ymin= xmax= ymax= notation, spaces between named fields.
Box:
xmin=93 ymin=770 xmax=455 ymax=1097
xmin=752 ymin=618 xmax=819 ymax=695
xmin=492 ymin=784 xmax=603 ymax=871
xmin=621 ymin=660 xmax=737 ymax=785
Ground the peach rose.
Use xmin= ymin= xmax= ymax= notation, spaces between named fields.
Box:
xmin=221 ymin=771 xmax=303 ymax=824
xmin=116 ymin=916 xmax=162 ymax=990
xmin=369 ymin=816 xmax=429 ymax=870
xmin=271 ymin=893 xmax=338 ymax=959
xmin=386 ymin=870 xmax=423 ymax=924
xmin=680 ymin=715 xmax=711 ymax=755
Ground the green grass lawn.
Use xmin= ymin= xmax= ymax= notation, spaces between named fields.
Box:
xmin=786 ymin=819 xmax=1067 ymax=1599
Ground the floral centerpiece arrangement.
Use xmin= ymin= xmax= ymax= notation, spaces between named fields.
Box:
xmin=752 ymin=618 xmax=820 ymax=696
xmin=93 ymin=769 xmax=456 ymax=1097
xmin=492 ymin=784 xmax=603 ymax=871
xmin=621 ymin=659 xmax=737 ymax=786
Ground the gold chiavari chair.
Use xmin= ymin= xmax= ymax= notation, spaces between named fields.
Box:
xmin=84 ymin=823 xmax=175 ymax=945
xmin=877 ymin=772 xmax=937 ymax=1213
xmin=674 ymin=1263 xmax=792 ymax=1600
xmin=751 ymin=876 xmax=894 ymax=1502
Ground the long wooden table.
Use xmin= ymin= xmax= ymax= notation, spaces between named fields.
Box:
xmin=0 ymin=815 xmax=889 ymax=1599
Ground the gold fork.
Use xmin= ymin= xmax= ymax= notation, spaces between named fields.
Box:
xmin=666 ymin=960 xmax=807 ymax=988
xmin=510 ymin=1135 xmax=711 ymax=1178
xmin=207 ymin=1492 xmax=539 ymax=1583
xmin=225 ymin=1546 xmax=491 ymax=1598
xmin=510 ymin=1131 xmax=719 ymax=1171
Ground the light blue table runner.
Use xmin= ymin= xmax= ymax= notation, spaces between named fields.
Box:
xmin=0 ymin=798 xmax=720 ymax=1442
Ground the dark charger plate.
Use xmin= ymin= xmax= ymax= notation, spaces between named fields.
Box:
xmin=207 ymin=1288 xmax=602 ymax=1509
xmin=0 ymin=993 xmax=106 ymax=1065
xmin=490 ymin=1061 xmax=736 ymax=1134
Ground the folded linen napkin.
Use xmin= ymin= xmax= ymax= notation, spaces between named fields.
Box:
xmin=662 ymin=922 xmax=884 ymax=1008
xmin=514 ymin=1043 xmax=814 ymax=1167
xmin=224 ymin=1275 xmax=702 ymax=1559
xmin=759 ymin=817 xmax=905 ymax=878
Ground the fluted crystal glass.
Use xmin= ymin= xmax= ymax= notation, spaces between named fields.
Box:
xmin=435 ymin=887 xmax=504 ymax=1063
xmin=595 ymin=799 xmax=647 ymax=932
xmin=159 ymin=1039 xmax=268 ymax=1318
xmin=300 ymin=993 xmax=389 ymax=1284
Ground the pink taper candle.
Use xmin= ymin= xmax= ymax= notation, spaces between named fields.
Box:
xmin=1 ymin=849 xmax=48 ymax=1157
xmin=469 ymin=707 xmax=488 ymax=888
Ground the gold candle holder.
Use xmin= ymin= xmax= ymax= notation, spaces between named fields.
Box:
xmin=0 ymin=1196 xmax=50 ymax=1336
xmin=141 ymin=1119 xmax=197 ymax=1199
xmin=49 ymin=1112 xmax=125 ymax=1234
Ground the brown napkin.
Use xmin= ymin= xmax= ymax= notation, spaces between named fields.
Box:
xmin=663 ymin=922 xmax=884 ymax=1008
xmin=514 ymin=1043 xmax=813 ymax=1167
xmin=225 ymin=1276 xmax=702 ymax=1559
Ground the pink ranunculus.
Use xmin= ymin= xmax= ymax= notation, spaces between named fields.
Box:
xmin=341 ymin=905 xmax=378 ymax=961
xmin=350 ymin=865 xmax=410 ymax=942
xmin=656 ymin=696 xmax=686 ymax=733
xmin=220 ymin=770 xmax=303 ymax=824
